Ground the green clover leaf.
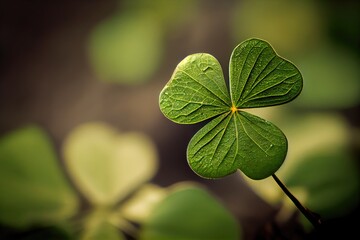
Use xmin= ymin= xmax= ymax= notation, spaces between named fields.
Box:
xmin=159 ymin=38 xmax=303 ymax=180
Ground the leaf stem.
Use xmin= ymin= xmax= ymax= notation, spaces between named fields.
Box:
xmin=272 ymin=174 xmax=322 ymax=228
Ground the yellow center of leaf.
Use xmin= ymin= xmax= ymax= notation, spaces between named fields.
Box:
xmin=231 ymin=105 xmax=238 ymax=113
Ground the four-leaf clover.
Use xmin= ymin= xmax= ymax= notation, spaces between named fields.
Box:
xmin=159 ymin=38 xmax=303 ymax=180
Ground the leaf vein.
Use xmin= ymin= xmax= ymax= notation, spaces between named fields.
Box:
xmin=242 ymin=73 xmax=299 ymax=104
xmin=237 ymin=113 xmax=276 ymax=154
xmin=179 ymin=70 xmax=229 ymax=106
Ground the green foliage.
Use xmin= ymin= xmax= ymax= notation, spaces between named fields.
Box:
xmin=231 ymin=0 xmax=360 ymax=109
xmin=295 ymin=46 xmax=360 ymax=108
xmin=244 ymin=112 xmax=360 ymax=225
xmin=139 ymin=186 xmax=241 ymax=240
xmin=0 ymin=123 xmax=242 ymax=239
xmin=285 ymin=148 xmax=360 ymax=219
xmin=63 ymin=122 xmax=158 ymax=206
xmin=231 ymin=0 xmax=323 ymax=55
xmin=80 ymin=208 xmax=126 ymax=240
xmin=88 ymin=11 xmax=163 ymax=84
xmin=0 ymin=126 xmax=78 ymax=228
xmin=282 ymin=113 xmax=359 ymax=220
xmin=159 ymin=38 xmax=303 ymax=180
xmin=88 ymin=0 xmax=199 ymax=85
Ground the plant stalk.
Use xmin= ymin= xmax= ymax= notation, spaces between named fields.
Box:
xmin=272 ymin=174 xmax=322 ymax=228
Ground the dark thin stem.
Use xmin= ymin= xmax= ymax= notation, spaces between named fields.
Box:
xmin=272 ymin=174 xmax=322 ymax=228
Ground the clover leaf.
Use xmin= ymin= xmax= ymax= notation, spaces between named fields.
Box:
xmin=159 ymin=38 xmax=303 ymax=180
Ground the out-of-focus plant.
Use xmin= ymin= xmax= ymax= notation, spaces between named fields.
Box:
xmin=231 ymin=0 xmax=324 ymax=56
xmin=0 ymin=126 xmax=78 ymax=229
xmin=0 ymin=123 xmax=241 ymax=240
xmin=243 ymin=110 xmax=360 ymax=230
xmin=159 ymin=38 xmax=325 ymax=227
xmin=88 ymin=11 xmax=164 ymax=85
xmin=294 ymin=46 xmax=360 ymax=108
xmin=231 ymin=0 xmax=360 ymax=109
xmin=88 ymin=0 xmax=199 ymax=85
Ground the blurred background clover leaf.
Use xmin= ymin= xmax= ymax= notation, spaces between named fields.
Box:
xmin=231 ymin=0 xmax=360 ymax=109
xmin=0 ymin=125 xmax=78 ymax=229
xmin=0 ymin=122 xmax=243 ymax=240
xmin=63 ymin=122 xmax=158 ymax=239
xmin=88 ymin=0 xmax=199 ymax=85
xmin=63 ymin=122 xmax=242 ymax=240
xmin=243 ymin=109 xmax=360 ymax=229
xmin=88 ymin=11 xmax=164 ymax=85
xmin=138 ymin=183 xmax=241 ymax=240
xmin=63 ymin=122 xmax=158 ymax=206
xmin=159 ymin=38 xmax=303 ymax=180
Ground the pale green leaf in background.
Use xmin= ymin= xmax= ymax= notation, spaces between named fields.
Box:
xmin=63 ymin=122 xmax=158 ymax=206
xmin=123 ymin=0 xmax=199 ymax=31
xmin=89 ymin=0 xmax=200 ymax=85
xmin=243 ymin=112 xmax=359 ymax=225
xmin=139 ymin=185 xmax=241 ymax=240
xmin=80 ymin=208 xmax=125 ymax=240
xmin=231 ymin=0 xmax=360 ymax=109
xmin=0 ymin=126 xmax=78 ymax=228
xmin=119 ymin=184 xmax=167 ymax=224
xmin=231 ymin=0 xmax=324 ymax=56
xmin=159 ymin=38 xmax=303 ymax=180
xmin=88 ymin=12 xmax=163 ymax=84
xmin=285 ymin=149 xmax=360 ymax=220
xmin=295 ymin=46 xmax=360 ymax=108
